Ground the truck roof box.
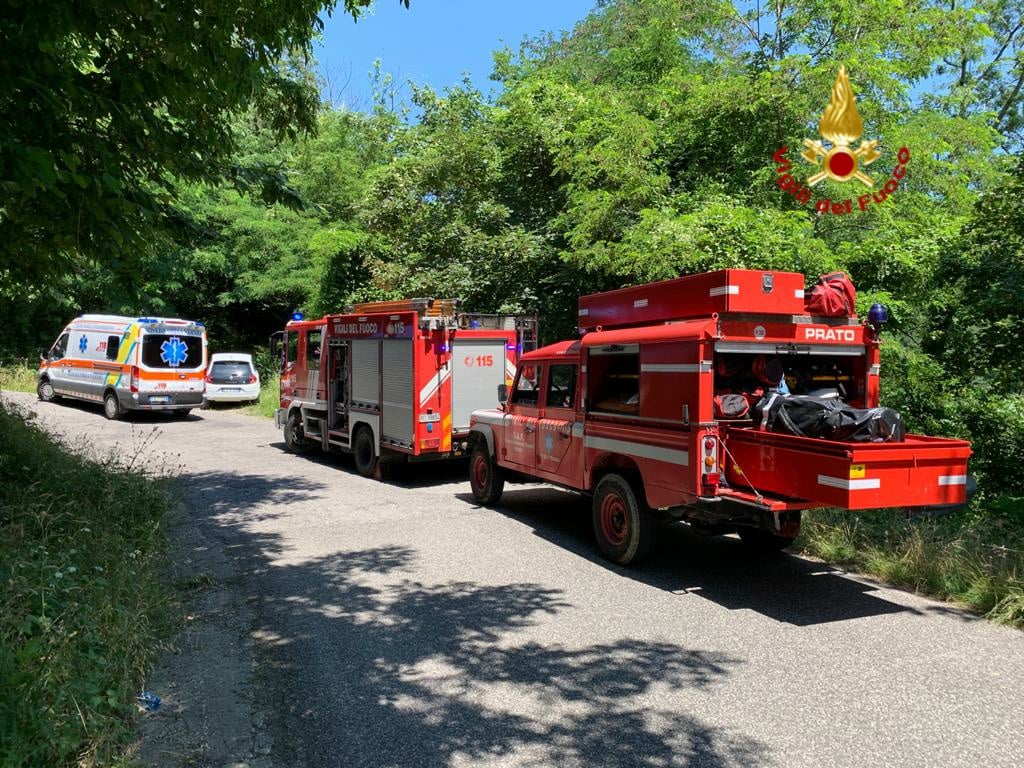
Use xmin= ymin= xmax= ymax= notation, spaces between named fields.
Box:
xmin=578 ymin=269 xmax=807 ymax=332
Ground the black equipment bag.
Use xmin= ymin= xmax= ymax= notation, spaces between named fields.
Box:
xmin=753 ymin=394 xmax=906 ymax=443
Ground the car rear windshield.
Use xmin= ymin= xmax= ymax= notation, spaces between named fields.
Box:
xmin=141 ymin=334 xmax=203 ymax=369
xmin=210 ymin=361 xmax=253 ymax=381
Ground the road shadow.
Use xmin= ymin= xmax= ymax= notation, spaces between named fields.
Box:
xmin=460 ymin=486 xmax=918 ymax=627
xmin=36 ymin=396 xmax=205 ymax=422
xmin=170 ymin=466 xmax=771 ymax=767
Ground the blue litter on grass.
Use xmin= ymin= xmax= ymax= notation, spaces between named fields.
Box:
xmin=137 ymin=691 xmax=161 ymax=711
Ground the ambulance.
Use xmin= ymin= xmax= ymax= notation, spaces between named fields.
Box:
xmin=37 ymin=314 xmax=208 ymax=419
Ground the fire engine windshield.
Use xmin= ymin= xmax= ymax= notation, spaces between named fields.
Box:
xmin=141 ymin=333 xmax=204 ymax=369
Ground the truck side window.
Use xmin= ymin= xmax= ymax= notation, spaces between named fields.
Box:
xmin=307 ymin=329 xmax=323 ymax=370
xmin=591 ymin=353 xmax=640 ymax=415
xmin=545 ymin=364 xmax=577 ymax=410
xmin=106 ymin=335 xmax=120 ymax=361
xmin=511 ymin=364 xmax=541 ymax=407
xmin=285 ymin=332 xmax=298 ymax=364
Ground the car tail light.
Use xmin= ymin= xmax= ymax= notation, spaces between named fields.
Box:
xmin=248 ymin=374 xmax=257 ymax=384
xmin=205 ymin=374 xmax=214 ymax=383
xmin=130 ymin=366 xmax=140 ymax=393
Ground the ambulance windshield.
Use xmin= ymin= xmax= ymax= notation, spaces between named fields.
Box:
xmin=141 ymin=333 xmax=204 ymax=369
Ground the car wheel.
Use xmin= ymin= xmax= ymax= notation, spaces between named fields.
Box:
xmin=592 ymin=474 xmax=656 ymax=566
xmin=469 ymin=443 xmax=505 ymax=506
xmin=353 ymin=426 xmax=378 ymax=478
xmin=284 ymin=411 xmax=313 ymax=455
xmin=103 ymin=391 xmax=122 ymax=420
xmin=37 ymin=378 xmax=57 ymax=402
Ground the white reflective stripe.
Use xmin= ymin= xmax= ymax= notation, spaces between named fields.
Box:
xmin=794 ymin=289 xmax=805 ymax=299
xmin=709 ymin=285 xmax=740 ymax=297
xmin=939 ymin=475 xmax=968 ymax=486
xmin=571 ymin=422 xmax=584 ymax=437
xmin=633 ymin=298 xmax=648 ymax=308
xmin=641 ymin=364 xmax=701 ymax=373
xmin=579 ymin=308 xmax=589 ymax=316
xmin=505 ymin=359 xmax=517 ymax=379
xmin=418 ymin=364 xmax=451 ymax=407
xmin=869 ymin=364 xmax=881 ymax=376
xmin=584 ymin=436 xmax=689 ymax=466
xmin=817 ymin=475 xmax=881 ymax=490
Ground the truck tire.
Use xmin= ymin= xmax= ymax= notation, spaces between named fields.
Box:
xmin=103 ymin=391 xmax=122 ymax=420
xmin=353 ymin=426 xmax=378 ymax=478
xmin=738 ymin=527 xmax=795 ymax=553
xmin=284 ymin=411 xmax=313 ymax=455
xmin=592 ymin=474 xmax=656 ymax=566
xmin=37 ymin=378 xmax=57 ymax=402
xmin=469 ymin=443 xmax=504 ymax=506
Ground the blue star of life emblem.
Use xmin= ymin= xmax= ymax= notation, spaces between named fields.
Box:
xmin=160 ymin=336 xmax=189 ymax=367
xmin=78 ymin=334 xmax=88 ymax=353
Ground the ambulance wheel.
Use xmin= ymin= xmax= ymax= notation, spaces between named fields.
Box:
xmin=592 ymin=474 xmax=656 ymax=566
xmin=103 ymin=391 xmax=122 ymax=420
xmin=284 ymin=411 xmax=313 ymax=455
xmin=37 ymin=378 xmax=57 ymax=402
xmin=353 ymin=427 xmax=377 ymax=478
xmin=738 ymin=528 xmax=795 ymax=553
xmin=469 ymin=444 xmax=504 ymax=506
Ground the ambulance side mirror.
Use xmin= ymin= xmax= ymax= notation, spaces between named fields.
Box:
xmin=497 ymin=383 xmax=508 ymax=406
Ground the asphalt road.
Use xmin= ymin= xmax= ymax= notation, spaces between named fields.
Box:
xmin=7 ymin=391 xmax=1024 ymax=768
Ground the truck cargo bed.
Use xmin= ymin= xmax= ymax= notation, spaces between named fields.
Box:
xmin=722 ymin=428 xmax=972 ymax=510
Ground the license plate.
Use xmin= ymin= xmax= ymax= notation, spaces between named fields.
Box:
xmin=149 ymin=395 xmax=171 ymax=403
xmin=221 ymin=387 xmax=241 ymax=392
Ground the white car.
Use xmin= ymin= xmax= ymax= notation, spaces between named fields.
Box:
xmin=204 ymin=353 xmax=260 ymax=404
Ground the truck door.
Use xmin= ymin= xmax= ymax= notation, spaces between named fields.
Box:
xmin=537 ymin=363 xmax=582 ymax=484
xmin=45 ymin=332 xmax=70 ymax=395
xmin=327 ymin=341 xmax=349 ymax=433
xmin=503 ymin=363 xmax=541 ymax=469
xmin=452 ymin=337 xmax=508 ymax=433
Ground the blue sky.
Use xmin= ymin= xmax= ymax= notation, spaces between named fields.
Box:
xmin=314 ymin=0 xmax=597 ymax=110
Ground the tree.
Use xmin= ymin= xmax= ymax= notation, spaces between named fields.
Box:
xmin=0 ymin=0 xmax=407 ymax=286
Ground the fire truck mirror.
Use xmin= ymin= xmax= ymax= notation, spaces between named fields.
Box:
xmin=497 ymin=383 xmax=508 ymax=405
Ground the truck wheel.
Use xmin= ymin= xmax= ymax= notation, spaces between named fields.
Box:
xmin=37 ymin=378 xmax=57 ymax=402
xmin=353 ymin=426 xmax=378 ymax=478
xmin=103 ymin=391 xmax=122 ymax=420
xmin=738 ymin=528 xmax=795 ymax=553
xmin=592 ymin=474 xmax=656 ymax=566
xmin=469 ymin=443 xmax=504 ymax=506
xmin=284 ymin=411 xmax=313 ymax=455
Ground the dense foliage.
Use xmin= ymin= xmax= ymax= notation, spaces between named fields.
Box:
xmin=2 ymin=0 xmax=1024 ymax=499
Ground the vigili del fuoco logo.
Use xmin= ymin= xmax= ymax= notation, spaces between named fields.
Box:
xmin=773 ymin=66 xmax=909 ymax=215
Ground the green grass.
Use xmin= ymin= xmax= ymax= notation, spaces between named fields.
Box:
xmin=241 ymin=375 xmax=279 ymax=419
xmin=798 ymin=500 xmax=1024 ymax=627
xmin=0 ymin=402 xmax=174 ymax=766
xmin=0 ymin=360 xmax=38 ymax=394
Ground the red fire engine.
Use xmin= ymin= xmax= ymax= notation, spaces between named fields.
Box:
xmin=467 ymin=269 xmax=972 ymax=565
xmin=274 ymin=298 xmax=536 ymax=477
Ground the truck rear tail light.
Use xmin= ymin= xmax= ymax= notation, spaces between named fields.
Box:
xmin=702 ymin=473 xmax=720 ymax=487
xmin=704 ymin=438 xmax=716 ymax=452
xmin=130 ymin=366 xmax=140 ymax=393
xmin=420 ymin=438 xmax=441 ymax=450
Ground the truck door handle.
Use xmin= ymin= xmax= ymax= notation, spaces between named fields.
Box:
xmin=525 ymin=424 xmax=536 ymax=434
xmin=559 ymin=427 xmax=571 ymax=439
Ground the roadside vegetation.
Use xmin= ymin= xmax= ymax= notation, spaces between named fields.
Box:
xmin=0 ymin=401 xmax=174 ymax=766
xmin=0 ymin=361 xmax=37 ymax=395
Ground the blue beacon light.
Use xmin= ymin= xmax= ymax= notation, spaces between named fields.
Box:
xmin=291 ymin=311 xmax=305 ymax=322
xmin=868 ymin=303 xmax=888 ymax=326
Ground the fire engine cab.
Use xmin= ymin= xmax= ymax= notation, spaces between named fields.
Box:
xmin=274 ymin=298 xmax=536 ymax=477
xmin=468 ymin=269 xmax=972 ymax=565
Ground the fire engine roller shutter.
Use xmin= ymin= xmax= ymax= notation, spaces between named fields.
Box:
xmin=452 ymin=338 xmax=509 ymax=431
xmin=351 ymin=340 xmax=380 ymax=407
xmin=382 ymin=340 xmax=414 ymax=446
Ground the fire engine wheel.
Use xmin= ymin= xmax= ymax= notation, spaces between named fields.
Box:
xmin=353 ymin=427 xmax=378 ymax=478
xmin=284 ymin=412 xmax=314 ymax=455
xmin=37 ymin=378 xmax=57 ymax=402
xmin=103 ymin=391 xmax=122 ymax=420
xmin=592 ymin=474 xmax=656 ymax=566
xmin=737 ymin=527 xmax=796 ymax=553
xmin=469 ymin=444 xmax=504 ymax=506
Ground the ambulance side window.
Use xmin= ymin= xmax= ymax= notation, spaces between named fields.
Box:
xmin=106 ymin=335 xmax=120 ymax=361
xmin=545 ymin=364 xmax=577 ymax=410
xmin=307 ymin=329 xmax=322 ymax=370
xmin=511 ymin=364 xmax=541 ymax=407
xmin=51 ymin=333 xmax=69 ymax=360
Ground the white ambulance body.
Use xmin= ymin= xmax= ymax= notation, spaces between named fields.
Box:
xmin=37 ymin=314 xmax=208 ymax=419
